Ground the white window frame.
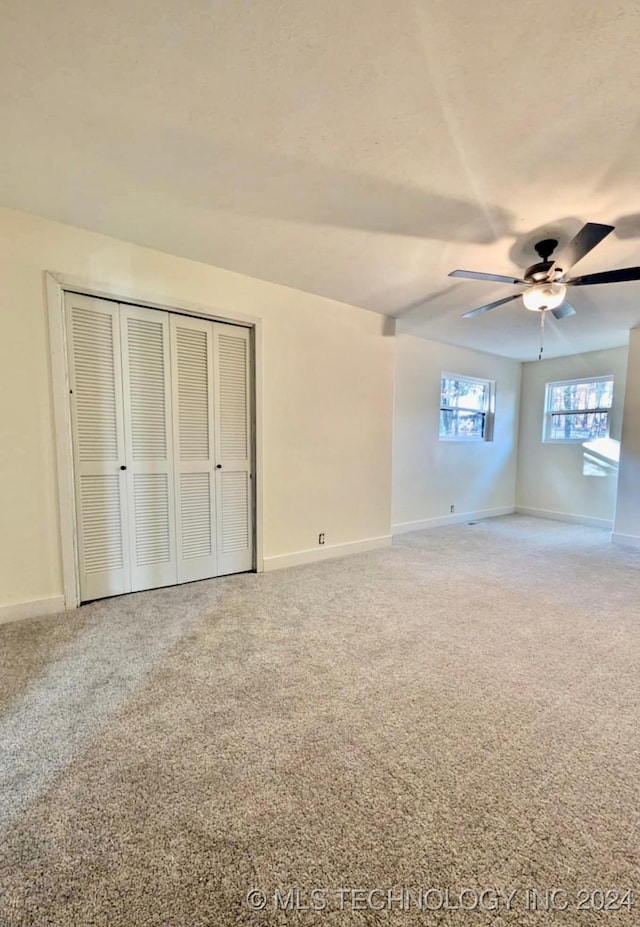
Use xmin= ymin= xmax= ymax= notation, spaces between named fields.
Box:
xmin=439 ymin=372 xmax=495 ymax=442
xmin=542 ymin=375 xmax=614 ymax=444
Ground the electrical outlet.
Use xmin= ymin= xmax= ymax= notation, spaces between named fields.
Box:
xmin=450 ymin=504 xmax=455 ymax=514
xmin=318 ymin=532 xmax=325 ymax=545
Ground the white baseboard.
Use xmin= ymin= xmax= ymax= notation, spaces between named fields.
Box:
xmin=263 ymin=535 xmax=392 ymax=571
xmin=392 ymin=506 xmax=514 ymax=536
xmin=0 ymin=595 xmax=66 ymax=626
xmin=611 ymin=532 xmax=640 ymax=549
xmin=515 ymin=506 xmax=613 ymax=530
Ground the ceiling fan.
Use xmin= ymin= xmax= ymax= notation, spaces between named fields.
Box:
xmin=449 ymin=222 xmax=640 ymax=321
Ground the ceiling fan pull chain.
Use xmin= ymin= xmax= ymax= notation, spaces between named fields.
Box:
xmin=538 ymin=309 xmax=545 ymax=361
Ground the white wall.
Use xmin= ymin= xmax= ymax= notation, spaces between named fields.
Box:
xmin=392 ymin=334 xmax=521 ymax=532
xmin=516 ymin=346 xmax=628 ymax=528
xmin=0 ymin=208 xmax=395 ymax=615
xmin=613 ymin=329 xmax=640 ymax=545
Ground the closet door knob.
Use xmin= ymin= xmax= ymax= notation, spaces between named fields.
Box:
xmin=216 ymin=464 xmax=222 ymax=469
xmin=120 ymin=465 xmax=127 ymax=470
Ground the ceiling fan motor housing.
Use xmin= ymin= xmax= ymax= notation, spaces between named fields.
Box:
xmin=524 ymin=261 xmax=564 ymax=283
xmin=523 ymin=243 xmax=567 ymax=312
xmin=524 ymin=238 xmax=564 ymax=286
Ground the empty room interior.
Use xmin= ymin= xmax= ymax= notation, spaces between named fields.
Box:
xmin=2 ymin=0 xmax=640 ymax=924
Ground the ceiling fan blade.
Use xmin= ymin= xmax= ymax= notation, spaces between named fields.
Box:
xmin=449 ymin=269 xmax=527 ymax=285
xmin=568 ymin=266 xmax=640 ymax=287
xmin=461 ymin=293 xmax=522 ymax=318
xmin=548 ymin=222 xmax=614 ymax=278
xmin=551 ymin=302 xmax=576 ymax=320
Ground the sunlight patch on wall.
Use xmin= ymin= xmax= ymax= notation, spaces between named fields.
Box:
xmin=583 ymin=437 xmax=620 ymax=477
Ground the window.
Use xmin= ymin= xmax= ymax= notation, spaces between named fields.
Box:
xmin=543 ymin=376 xmax=614 ymax=442
xmin=439 ymin=374 xmax=494 ymax=441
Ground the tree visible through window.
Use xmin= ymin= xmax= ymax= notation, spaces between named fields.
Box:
xmin=439 ymin=374 xmax=494 ymax=441
xmin=544 ymin=376 xmax=614 ymax=442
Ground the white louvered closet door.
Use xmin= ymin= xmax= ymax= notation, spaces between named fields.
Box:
xmin=67 ymin=297 xmax=253 ymax=601
xmin=170 ymin=315 xmax=218 ymax=583
xmin=65 ymin=293 xmax=130 ymax=601
xmin=213 ymin=323 xmax=253 ymax=575
xmin=119 ymin=304 xmax=178 ymax=592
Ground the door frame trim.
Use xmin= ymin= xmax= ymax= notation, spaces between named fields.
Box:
xmin=46 ymin=271 xmax=264 ymax=610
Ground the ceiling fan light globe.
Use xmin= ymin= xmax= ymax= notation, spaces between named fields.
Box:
xmin=522 ymin=282 xmax=567 ymax=312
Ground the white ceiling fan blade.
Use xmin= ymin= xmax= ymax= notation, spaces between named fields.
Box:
xmin=449 ymin=269 xmax=527 ymax=285
xmin=461 ymin=293 xmax=521 ymax=318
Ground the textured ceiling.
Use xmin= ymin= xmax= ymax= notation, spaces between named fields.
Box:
xmin=3 ymin=0 xmax=640 ymax=358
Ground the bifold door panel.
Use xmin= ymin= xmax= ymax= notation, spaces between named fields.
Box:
xmin=120 ymin=305 xmax=178 ymax=592
xmin=66 ymin=296 xmax=130 ymax=600
xmin=213 ymin=325 xmax=253 ymax=575
xmin=171 ymin=314 xmax=218 ymax=583
xmin=65 ymin=293 xmax=253 ymax=601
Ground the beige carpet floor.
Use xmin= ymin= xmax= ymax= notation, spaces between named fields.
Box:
xmin=1 ymin=514 xmax=639 ymax=926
